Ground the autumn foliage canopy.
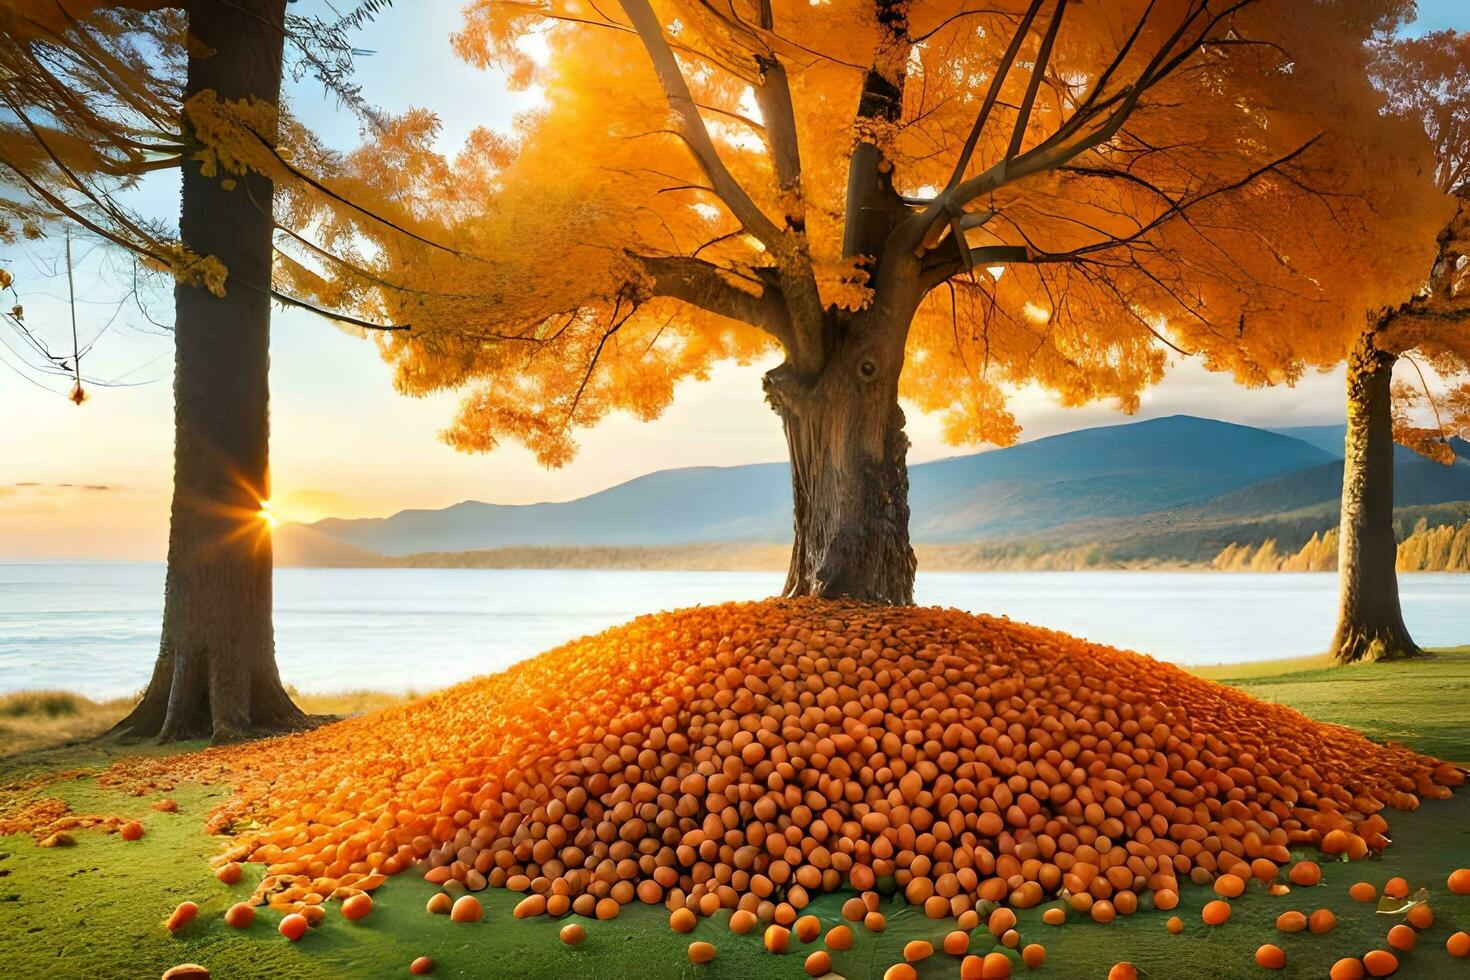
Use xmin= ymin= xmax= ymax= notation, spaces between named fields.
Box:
xmin=289 ymin=0 xmax=1448 ymax=464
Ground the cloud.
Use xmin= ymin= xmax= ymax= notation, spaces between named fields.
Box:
xmin=10 ymin=481 xmax=115 ymax=491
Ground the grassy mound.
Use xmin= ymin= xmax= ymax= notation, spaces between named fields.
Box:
xmin=97 ymin=599 xmax=1461 ymax=935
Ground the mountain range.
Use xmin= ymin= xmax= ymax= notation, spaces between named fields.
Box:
xmin=278 ymin=415 xmax=1470 ymax=569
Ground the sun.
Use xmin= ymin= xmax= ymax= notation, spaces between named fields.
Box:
xmin=257 ymin=500 xmax=279 ymax=530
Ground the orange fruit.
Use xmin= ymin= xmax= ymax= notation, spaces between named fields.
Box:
xmin=1108 ymin=965 xmax=1138 ymax=980
xmin=1448 ymin=869 xmax=1470 ymax=895
xmin=1275 ymin=911 xmax=1306 ymax=932
xmin=449 ymin=896 xmax=481 ymax=923
xmin=223 ymin=902 xmax=254 ymax=929
xmin=1202 ymin=900 xmax=1231 ymax=926
xmin=794 ymin=915 xmax=820 ymax=943
xmin=1349 ymin=882 xmax=1377 ymax=902
xmin=120 ymin=821 xmax=144 ymax=841
xmin=825 ymin=924 xmax=853 ymax=950
xmin=670 ymin=908 xmax=697 ymax=933
xmin=1447 ymin=931 xmax=1470 ymax=957
xmin=1214 ymin=873 xmax=1246 ymax=898
xmin=1166 ymin=916 xmax=1183 ymax=935
xmin=804 ymin=951 xmax=832 ymax=977
xmin=1361 ymin=949 xmax=1398 ymax=977
xmin=409 ymin=957 xmax=433 ymax=976
xmin=426 ymin=893 xmax=452 ymax=915
xmin=1383 ymin=877 xmax=1409 ymax=899
xmin=1330 ymin=959 xmax=1365 ymax=980
xmin=1288 ymin=861 xmax=1321 ymax=886
xmin=903 ymin=940 xmax=933 ymax=962
xmin=688 ymin=941 xmax=716 ymax=964
xmin=764 ymin=924 xmax=791 ymax=953
xmin=883 ymin=966 xmax=917 ymax=980
xmin=1405 ymin=903 xmax=1432 ymax=929
xmin=1021 ymin=944 xmax=1045 ymax=969
xmin=1387 ymin=924 xmax=1416 ymax=951
xmin=943 ymin=930 xmax=970 ymax=955
xmin=1041 ymin=907 xmax=1065 ymax=925
xmin=559 ymin=923 xmax=586 ymax=945
xmin=341 ymin=894 xmax=372 ymax=921
xmin=278 ymin=913 xmax=308 ymax=941
xmin=1309 ymin=908 xmax=1338 ymax=934
xmin=215 ymin=862 xmax=242 ymax=885
xmin=864 ymin=911 xmax=886 ymax=933
xmin=1255 ymin=944 xmax=1286 ymax=970
xmin=981 ymin=951 xmax=1013 ymax=978
xmin=166 ymin=902 xmax=198 ymax=932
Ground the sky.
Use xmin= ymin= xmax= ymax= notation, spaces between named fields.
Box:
xmin=1 ymin=0 xmax=1466 ymax=560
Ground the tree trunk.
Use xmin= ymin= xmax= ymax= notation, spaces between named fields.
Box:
xmin=765 ymin=315 xmax=917 ymax=604
xmin=1330 ymin=329 xmax=1422 ymax=665
xmin=112 ymin=0 xmax=306 ymax=742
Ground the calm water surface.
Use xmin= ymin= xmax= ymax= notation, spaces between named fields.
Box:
xmin=2 ymin=564 xmax=1468 ymax=699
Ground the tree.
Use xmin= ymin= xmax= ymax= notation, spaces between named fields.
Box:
xmin=1324 ymin=30 xmax=1470 ymax=665
xmin=3 ymin=0 xmax=400 ymax=739
xmin=304 ymin=0 xmax=1442 ymax=604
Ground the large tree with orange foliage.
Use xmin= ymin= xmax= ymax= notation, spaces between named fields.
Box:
xmin=1318 ymin=29 xmax=1470 ymax=665
xmin=293 ymin=0 xmax=1440 ymax=603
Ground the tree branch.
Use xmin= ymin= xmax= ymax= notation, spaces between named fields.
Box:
xmin=636 ymin=253 xmax=791 ymax=344
xmin=618 ymin=0 xmax=783 ymax=248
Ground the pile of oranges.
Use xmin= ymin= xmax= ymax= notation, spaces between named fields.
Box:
xmin=105 ymin=600 xmax=1462 ymax=928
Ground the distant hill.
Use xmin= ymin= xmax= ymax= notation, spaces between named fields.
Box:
xmin=311 ymin=416 xmax=1333 ymax=555
xmin=298 ymin=414 xmax=1470 ymax=569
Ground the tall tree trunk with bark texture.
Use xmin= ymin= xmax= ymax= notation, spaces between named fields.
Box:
xmin=112 ymin=0 xmax=306 ymax=742
xmin=766 ymin=289 xmax=918 ymax=603
xmin=1331 ymin=329 xmax=1422 ymax=665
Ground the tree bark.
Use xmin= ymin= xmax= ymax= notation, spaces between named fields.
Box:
xmin=112 ymin=0 xmax=306 ymax=742
xmin=766 ymin=309 xmax=917 ymax=604
xmin=1330 ymin=329 xmax=1422 ymax=665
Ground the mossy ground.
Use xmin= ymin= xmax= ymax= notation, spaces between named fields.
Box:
xmin=4 ymin=649 xmax=1470 ymax=979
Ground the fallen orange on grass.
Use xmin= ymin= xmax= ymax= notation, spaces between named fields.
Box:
xmin=1386 ymin=924 xmax=1416 ymax=951
xmin=687 ymin=941 xmax=716 ymax=964
xmin=1275 ymin=911 xmax=1306 ymax=933
xmin=165 ymin=901 xmax=198 ymax=932
xmin=409 ymin=956 xmax=433 ymax=975
xmin=1361 ymin=949 xmax=1399 ymax=977
xmin=825 ymin=924 xmax=852 ymax=950
xmin=1288 ymin=861 xmax=1321 ymax=886
xmin=1350 ymin=882 xmax=1378 ymax=902
xmin=340 ymin=893 xmax=372 ymax=921
xmin=1255 ymin=944 xmax=1286 ymax=970
xmin=223 ymin=902 xmax=254 ymax=929
xmin=1449 ymin=868 xmax=1470 ymax=895
xmin=448 ymin=896 xmax=481 ymax=923
xmin=1447 ymin=931 xmax=1470 ymax=957
xmin=1202 ymin=900 xmax=1231 ymax=926
xmin=803 ymin=951 xmax=830 ymax=977
xmin=278 ymin=913 xmax=308 ymax=941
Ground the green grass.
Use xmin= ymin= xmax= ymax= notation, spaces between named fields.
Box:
xmin=4 ymin=651 xmax=1470 ymax=979
xmin=1199 ymin=646 xmax=1470 ymax=763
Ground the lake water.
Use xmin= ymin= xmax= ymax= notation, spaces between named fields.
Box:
xmin=2 ymin=563 xmax=1468 ymax=700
